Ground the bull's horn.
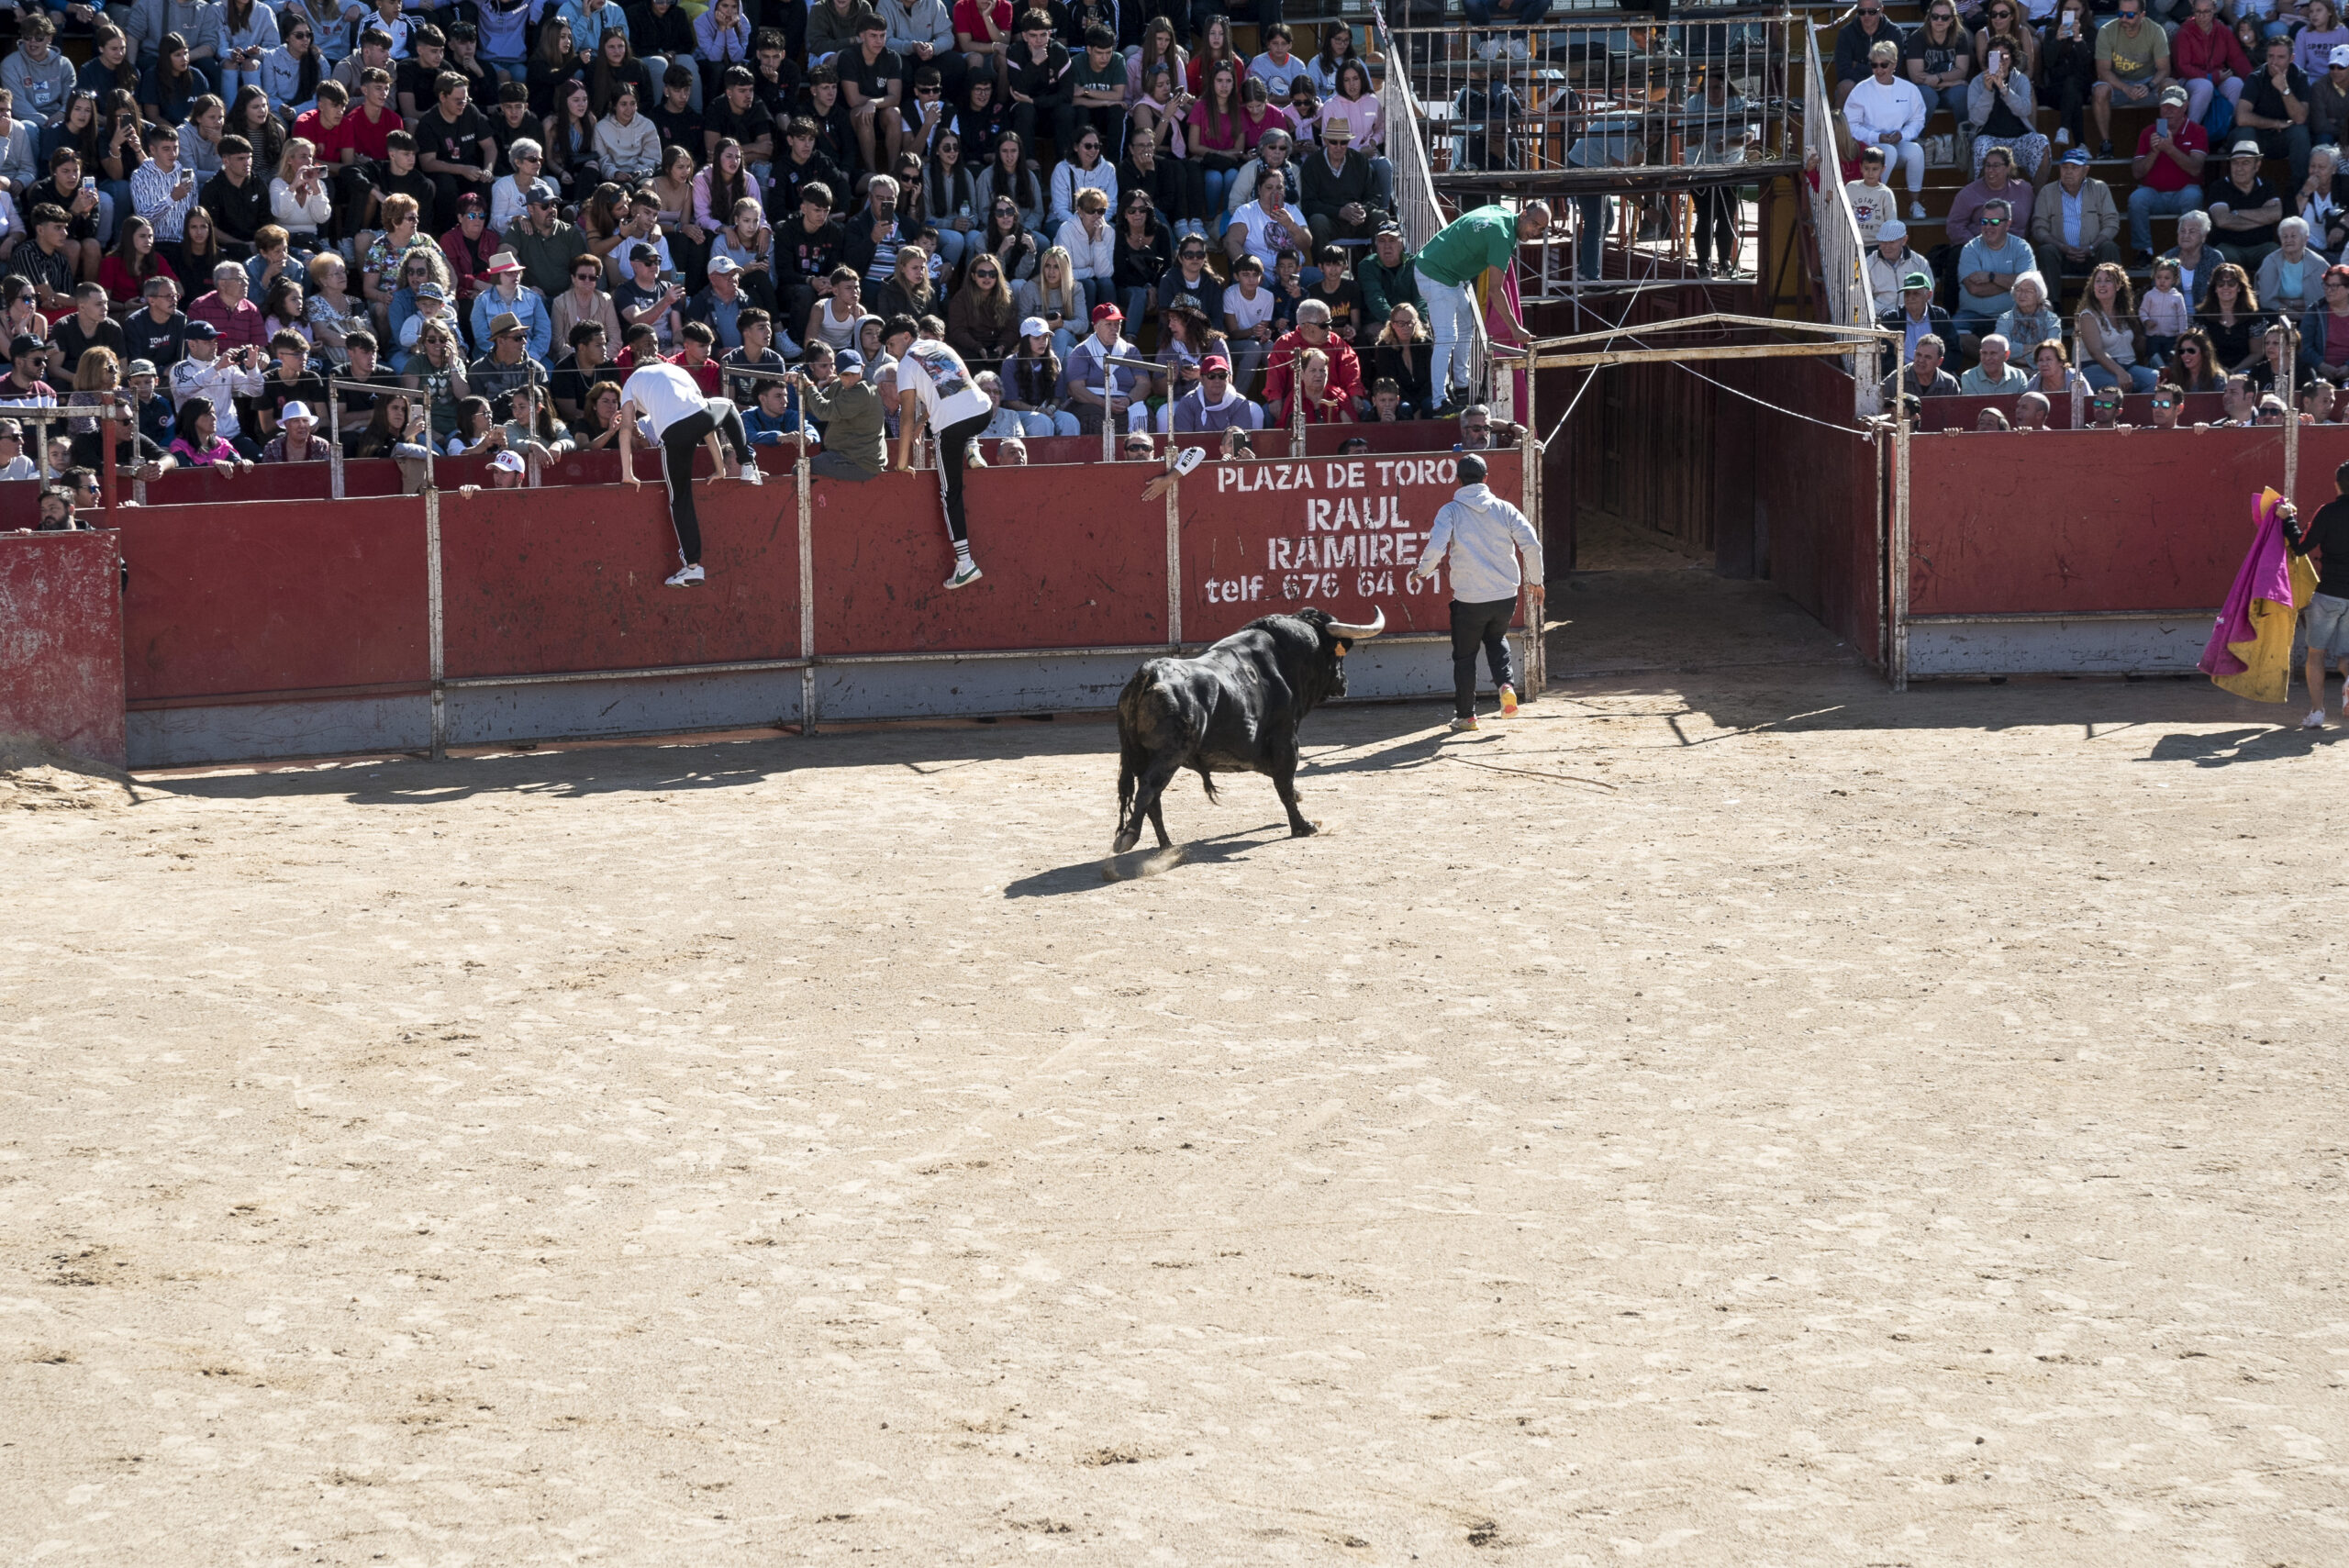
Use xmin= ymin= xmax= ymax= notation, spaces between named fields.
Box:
xmin=1325 ymin=608 xmax=1386 ymax=639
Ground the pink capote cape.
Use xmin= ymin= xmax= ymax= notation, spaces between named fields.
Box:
xmin=2199 ymin=487 xmax=2318 ymax=703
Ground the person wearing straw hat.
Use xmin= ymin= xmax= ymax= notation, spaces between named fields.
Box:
xmin=616 ymin=350 xmax=765 ymax=589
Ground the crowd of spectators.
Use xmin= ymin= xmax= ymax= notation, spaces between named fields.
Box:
xmin=0 ymin=0 xmax=1486 ymax=492
xmin=1832 ymin=0 xmax=2349 ymax=424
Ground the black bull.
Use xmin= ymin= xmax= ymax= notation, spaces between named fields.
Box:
xmin=1112 ymin=606 xmax=1386 ymax=853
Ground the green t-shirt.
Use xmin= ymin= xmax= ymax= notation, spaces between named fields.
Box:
xmin=2094 ymin=17 xmax=2166 ymax=83
xmin=1415 ymin=205 xmax=1520 ymax=288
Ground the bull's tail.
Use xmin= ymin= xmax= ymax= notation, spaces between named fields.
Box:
xmin=1195 ymin=765 xmax=1219 ymax=804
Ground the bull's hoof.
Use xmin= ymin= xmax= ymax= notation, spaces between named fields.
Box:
xmin=1289 ymin=820 xmax=1321 ymax=838
xmin=1112 ymin=828 xmax=1141 ymax=853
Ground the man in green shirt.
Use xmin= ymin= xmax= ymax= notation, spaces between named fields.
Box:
xmin=1415 ymin=201 xmax=1547 ymax=413
xmin=507 ymin=183 xmax=590 ymax=299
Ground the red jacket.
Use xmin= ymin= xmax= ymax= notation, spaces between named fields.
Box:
xmin=1260 ymin=327 xmax=1363 ymax=416
xmin=2173 ymin=18 xmax=2249 ymax=83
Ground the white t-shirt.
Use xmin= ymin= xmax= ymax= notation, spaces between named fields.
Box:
xmin=1225 ymin=282 xmax=1275 ymax=336
xmin=1231 ymin=198 xmax=1307 ymax=268
xmin=894 ymin=338 xmax=992 ymax=430
xmin=622 ymin=361 xmax=708 ymax=439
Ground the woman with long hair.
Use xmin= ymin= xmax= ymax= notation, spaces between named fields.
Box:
xmin=1152 ymin=296 xmax=1224 ymax=415
xmin=97 ymin=90 xmax=145 ymax=217
xmin=401 ymin=321 xmax=470 ymax=443
xmin=168 ymin=395 xmax=252 ymax=472
xmin=142 ymin=33 xmax=203 ymax=128
xmin=1972 ymin=0 xmax=2038 ymax=87
xmin=1128 ymin=17 xmax=1187 ymax=102
xmin=1306 ymin=22 xmax=1360 ymax=97
xmin=974 ymin=131 xmax=1044 ymax=234
xmin=98 ymin=215 xmax=173 ymax=306
xmin=1236 ymin=77 xmax=1283 ymax=150
xmin=2077 ymin=261 xmax=2157 ymax=392
xmin=347 ymin=391 xmax=432 ymax=459
xmin=945 ymin=248 xmax=1019 ymax=367
xmin=1111 ymin=187 xmax=1169 ymax=326
xmin=1372 ymin=300 xmax=1434 ymax=413
xmin=40 ymin=92 xmax=104 ymax=185
xmin=2160 ymin=326 xmax=2226 ymax=392
xmin=529 ymin=17 xmax=580 ymax=117
xmin=1906 ymin=1 xmax=1974 ymax=123
xmin=710 ymin=197 xmax=775 ymax=310
xmin=923 ymin=132 xmax=978 ymax=270
xmin=1188 ymin=13 xmax=1241 ymax=95
xmin=499 ymin=381 xmax=573 ymax=464
xmin=1324 ymin=60 xmax=1388 ymax=206
xmin=587 ymin=26 xmax=653 ymax=117
xmin=979 ymin=191 xmax=1037 ymax=282
xmin=578 ymin=180 xmax=634 ymax=274
xmin=542 ymin=79 xmax=602 ymax=195
xmin=877 ymin=243 xmax=939 ymax=323
xmin=693 ymin=0 xmax=752 ymax=96
xmin=83 ymin=23 xmax=143 ymax=102
xmin=259 ymin=11 xmax=323 ymax=117
xmin=1013 ymin=243 xmax=1084 ymax=355
xmin=446 ymin=393 xmax=504 ymax=456
xmin=270 ymin=137 xmax=331 ymax=249
xmin=572 ymin=378 xmax=631 ymax=450
xmin=168 ymin=204 xmax=225 ymax=284
xmin=1187 ymin=58 xmax=1247 ymax=226
xmin=262 ymin=275 xmax=310 ymax=346
xmin=67 ymin=347 xmax=122 ymax=454
xmin=693 ymin=137 xmax=759 ymax=238
xmin=230 ymin=84 xmax=286 ymax=172
xmin=2300 ymin=0 xmax=2349 ymax=72
xmin=2199 ymin=261 xmax=2267 ymax=373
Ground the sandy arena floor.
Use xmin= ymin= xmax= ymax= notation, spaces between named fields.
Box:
xmin=5 ymin=573 xmax=2347 ymax=1566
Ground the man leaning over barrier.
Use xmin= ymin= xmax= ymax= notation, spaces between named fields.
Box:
xmin=617 ymin=350 xmax=765 ymax=590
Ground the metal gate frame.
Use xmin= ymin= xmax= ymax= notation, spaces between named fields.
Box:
xmin=1525 ymin=312 xmax=1902 ymax=684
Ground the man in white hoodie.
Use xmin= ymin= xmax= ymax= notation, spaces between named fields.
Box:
xmin=1409 ymin=452 xmax=1543 ymax=733
xmin=1843 ymin=41 xmax=1928 ymax=220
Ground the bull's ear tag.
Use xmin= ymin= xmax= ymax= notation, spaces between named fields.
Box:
xmin=1334 ymin=644 xmax=1348 ymax=657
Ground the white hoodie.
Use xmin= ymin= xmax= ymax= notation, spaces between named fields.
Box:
xmin=1419 ymin=481 xmax=1542 ymax=605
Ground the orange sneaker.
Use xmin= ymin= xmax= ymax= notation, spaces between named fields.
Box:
xmin=1498 ymin=684 xmax=1519 ymax=717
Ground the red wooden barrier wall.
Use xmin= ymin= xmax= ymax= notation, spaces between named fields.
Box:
xmin=1179 ymin=450 xmax=1521 ymax=644
xmin=0 ymin=529 xmax=125 ymax=766
xmin=810 ymin=464 xmax=1168 ymax=654
xmin=118 ymin=495 xmax=429 ymax=704
xmin=1904 ymin=425 xmax=2346 ymax=617
xmin=440 ymin=477 xmax=802 ymax=678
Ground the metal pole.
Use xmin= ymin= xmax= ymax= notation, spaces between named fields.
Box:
xmin=100 ymin=406 xmax=117 ymax=517
xmin=1520 ymin=362 xmax=1542 ymax=702
xmin=1164 ymin=449 xmax=1183 ymax=651
xmin=2284 ymin=328 xmax=2300 ymax=503
xmin=796 ymin=417 xmax=816 ymax=736
xmin=1892 ymin=386 xmax=1910 ymax=693
xmin=328 ymin=382 xmax=344 ymax=499
xmin=424 ymin=484 xmax=446 ymax=760
xmin=1875 ymin=416 xmax=1888 ymax=673
xmin=1290 ymin=375 xmax=1306 ymax=458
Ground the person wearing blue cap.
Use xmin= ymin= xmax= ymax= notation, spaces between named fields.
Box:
xmin=2029 ymin=144 xmax=2121 ymax=284
xmin=792 ymin=349 xmax=885 ymax=484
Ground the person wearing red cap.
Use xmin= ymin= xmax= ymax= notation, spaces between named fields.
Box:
xmin=1060 ymin=299 xmax=1145 ymax=434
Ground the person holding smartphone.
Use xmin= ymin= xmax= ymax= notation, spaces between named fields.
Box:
xmin=614 ymin=240 xmax=685 ymax=350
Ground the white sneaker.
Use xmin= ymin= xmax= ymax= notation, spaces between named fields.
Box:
xmin=945 ymin=562 xmax=983 ymax=590
xmin=739 ymin=460 xmax=763 ymax=485
xmin=665 ymin=562 xmax=705 ymax=588
xmin=1909 ymin=200 xmax=1929 ymax=220
xmin=1450 ymin=715 xmax=1479 ymax=732
xmin=1171 ymin=443 xmax=1206 ymax=477
xmin=2304 ymin=707 xmax=2326 ymax=728
xmin=2054 ymin=127 xmax=2072 ymax=146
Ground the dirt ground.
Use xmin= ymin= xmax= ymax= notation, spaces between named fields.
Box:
xmin=5 ymin=570 xmax=2347 ymax=1566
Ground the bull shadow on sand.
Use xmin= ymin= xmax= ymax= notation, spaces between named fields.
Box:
xmin=2142 ymin=724 xmax=2346 ymax=766
xmin=1004 ymin=825 xmax=1302 ymax=898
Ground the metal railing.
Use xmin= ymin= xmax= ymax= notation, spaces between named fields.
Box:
xmin=1800 ymin=25 xmax=1881 ymax=416
xmin=1372 ymin=5 xmax=1493 ymax=400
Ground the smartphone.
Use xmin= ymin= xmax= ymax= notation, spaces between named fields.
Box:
xmin=1988 ymin=48 xmax=2005 ymax=72
xmin=661 ymin=269 xmax=684 ymax=287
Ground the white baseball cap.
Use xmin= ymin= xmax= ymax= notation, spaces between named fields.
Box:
xmin=490 ymin=450 xmax=526 ymax=473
